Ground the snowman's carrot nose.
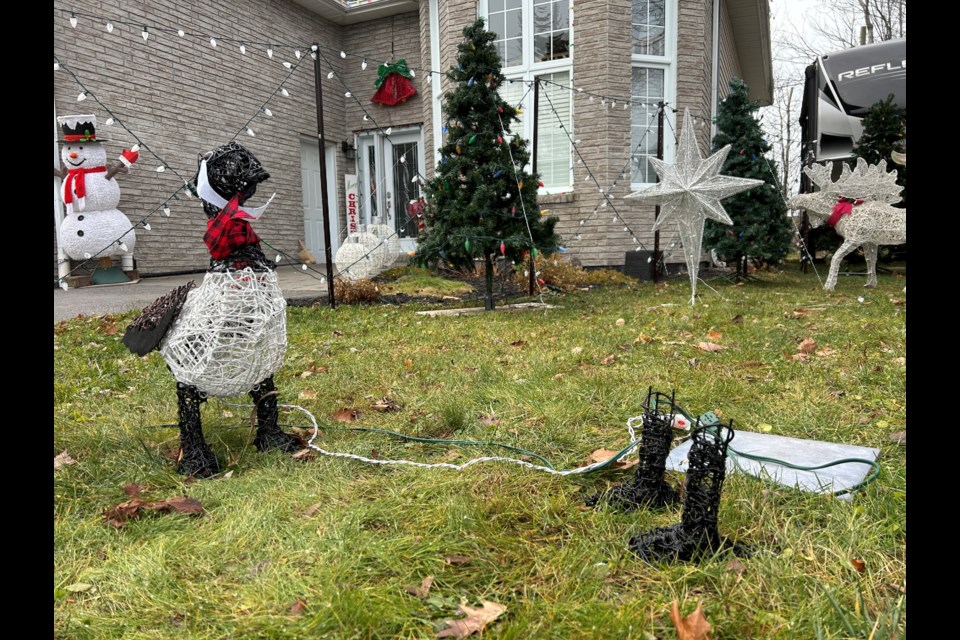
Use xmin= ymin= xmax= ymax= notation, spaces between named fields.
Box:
xmin=69 ymin=152 xmax=78 ymax=159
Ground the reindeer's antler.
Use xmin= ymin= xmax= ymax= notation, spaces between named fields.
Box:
xmin=802 ymin=162 xmax=834 ymax=191
xmin=802 ymin=158 xmax=903 ymax=203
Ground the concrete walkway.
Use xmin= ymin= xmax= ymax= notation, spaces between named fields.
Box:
xmin=54 ymin=265 xmax=335 ymax=322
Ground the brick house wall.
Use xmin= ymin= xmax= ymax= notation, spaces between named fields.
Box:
xmin=54 ymin=0 xmax=349 ymax=276
xmin=54 ymin=0 xmax=761 ymax=277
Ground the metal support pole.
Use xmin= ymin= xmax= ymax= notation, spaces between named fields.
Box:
xmin=652 ymin=101 xmax=665 ymax=282
xmin=313 ymin=46 xmax=337 ymax=308
xmin=529 ymin=76 xmax=540 ymax=296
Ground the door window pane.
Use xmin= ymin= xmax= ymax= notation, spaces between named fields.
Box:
xmin=393 ymin=142 xmax=421 ymax=239
xmin=631 ymin=66 xmax=665 ymax=183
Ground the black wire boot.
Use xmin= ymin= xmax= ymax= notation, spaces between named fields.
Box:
xmin=628 ymin=421 xmax=743 ymax=563
xmin=250 ymin=377 xmax=302 ymax=453
xmin=586 ymin=388 xmax=681 ymax=510
xmin=176 ymin=382 xmax=221 ymax=478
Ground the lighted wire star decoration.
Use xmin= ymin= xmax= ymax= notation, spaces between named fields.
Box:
xmin=625 ymin=108 xmax=763 ymax=304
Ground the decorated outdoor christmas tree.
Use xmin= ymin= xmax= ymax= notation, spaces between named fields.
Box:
xmin=703 ymin=78 xmax=791 ymax=280
xmin=415 ymin=19 xmax=559 ymax=310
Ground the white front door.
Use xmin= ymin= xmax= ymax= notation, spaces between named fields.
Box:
xmin=357 ymin=127 xmax=425 ymax=252
xmin=300 ymin=138 xmax=339 ymax=262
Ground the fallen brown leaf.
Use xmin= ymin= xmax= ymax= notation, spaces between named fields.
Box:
xmin=436 ymin=599 xmax=507 ymax=639
xmin=706 ymin=330 xmax=723 ymax=341
xmin=149 ymin=496 xmax=204 ymax=515
xmin=600 ymin=354 xmax=616 ymax=365
xmin=405 ymin=575 xmax=435 ymax=598
xmin=725 ymin=558 xmax=746 ymax=575
xmin=510 ymin=340 xmax=526 ymax=347
xmin=697 ymin=342 xmax=725 ymax=352
xmin=444 ymin=554 xmax=472 ymax=566
xmin=290 ymin=599 xmax=307 ymax=616
xmin=291 ymin=448 xmax=316 ymax=461
xmin=371 ymin=397 xmax=402 ymax=412
xmin=615 ymin=318 xmax=625 ymax=327
xmin=54 ymin=451 xmax=76 ymax=470
xmin=553 ymin=373 xmax=564 ymax=381
xmin=790 ymin=352 xmax=808 ymax=362
xmin=888 ymin=431 xmax=906 ymax=446
xmin=104 ymin=497 xmax=146 ymax=527
xmin=122 ymin=483 xmax=144 ymax=497
xmin=585 ymin=449 xmax=637 ymax=470
xmin=815 ymin=347 xmax=837 ymax=357
xmin=304 ymin=502 xmax=324 ymax=517
xmin=300 ymin=370 xmax=313 ymax=379
xmin=851 ymin=558 xmax=866 ymax=573
xmin=670 ymin=601 xmax=712 ymax=640
xmin=333 ymin=408 xmax=359 ymax=423
xmin=308 ymin=363 xmax=328 ymax=373
xmin=797 ymin=337 xmax=817 ymax=354
xmin=404 ymin=358 xmax=414 ymax=368
xmin=738 ymin=360 xmax=764 ymax=368
xmin=299 ymin=388 xmax=318 ymax=400
xmin=479 ymin=414 xmax=502 ymax=426
xmin=635 ymin=333 xmax=653 ymax=344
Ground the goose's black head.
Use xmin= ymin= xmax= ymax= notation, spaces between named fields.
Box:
xmin=195 ymin=141 xmax=270 ymax=219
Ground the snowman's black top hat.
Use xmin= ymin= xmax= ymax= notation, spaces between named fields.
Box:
xmin=58 ymin=114 xmax=106 ymax=143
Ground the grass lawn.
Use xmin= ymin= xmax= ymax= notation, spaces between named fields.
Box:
xmin=54 ymin=266 xmax=906 ymax=639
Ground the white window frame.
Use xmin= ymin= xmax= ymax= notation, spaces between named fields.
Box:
xmin=631 ymin=0 xmax=678 ymax=189
xmin=479 ymin=0 xmax=574 ymax=194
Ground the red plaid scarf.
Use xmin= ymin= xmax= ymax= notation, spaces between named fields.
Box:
xmin=203 ymin=196 xmax=261 ymax=259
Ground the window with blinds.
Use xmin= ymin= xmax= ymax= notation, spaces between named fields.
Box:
xmin=482 ymin=1 xmax=573 ymax=192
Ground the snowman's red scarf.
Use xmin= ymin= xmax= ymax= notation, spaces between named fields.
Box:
xmin=827 ymin=197 xmax=864 ymax=227
xmin=63 ymin=166 xmax=107 ymax=205
xmin=203 ymin=195 xmax=261 ymax=260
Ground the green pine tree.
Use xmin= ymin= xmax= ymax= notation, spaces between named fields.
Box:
xmin=704 ymin=78 xmax=791 ymax=280
xmin=851 ymin=94 xmax=906 ymax=204
xmin=415 ymin=19 xmax=560 ymax=310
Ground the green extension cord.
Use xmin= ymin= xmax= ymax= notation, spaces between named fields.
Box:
xmin=280 ymin=404 xmax=880 ymax=497
xmin=655 ymin=402 xmax=882 ymax=497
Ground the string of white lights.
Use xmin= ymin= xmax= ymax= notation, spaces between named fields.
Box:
xmin=53 ymin=51 xmax=312 ymax=288
xmin=58 ymin=7 xmax=715 ymax=114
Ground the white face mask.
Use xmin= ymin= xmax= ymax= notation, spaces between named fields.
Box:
xmin=196 ymin=159 xmax=275 ymax=219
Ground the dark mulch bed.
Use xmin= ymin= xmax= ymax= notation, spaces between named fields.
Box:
xmin=288 ymin=265 xmax=530 ymax=308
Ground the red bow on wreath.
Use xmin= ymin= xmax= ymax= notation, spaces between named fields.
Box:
xmin=372 ymin=59 xmax=417 ymax=106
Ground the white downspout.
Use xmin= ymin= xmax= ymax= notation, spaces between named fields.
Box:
xmin=429 ymin=0 xmax=442 ymax=169
xmin=711 ymin=0 xmax=721 ymax=141
xmin=53 ymin=98 xmax=70 ymax=289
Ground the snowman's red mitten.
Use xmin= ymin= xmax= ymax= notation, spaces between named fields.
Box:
xmin=119 ymin=146 xmax=140 ymax=168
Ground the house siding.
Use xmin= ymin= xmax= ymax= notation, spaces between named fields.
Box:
xmin=54 ymin=0 xmax=348 ymax=276
xmin=54 ymin=0 xmax=761 ymax=277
